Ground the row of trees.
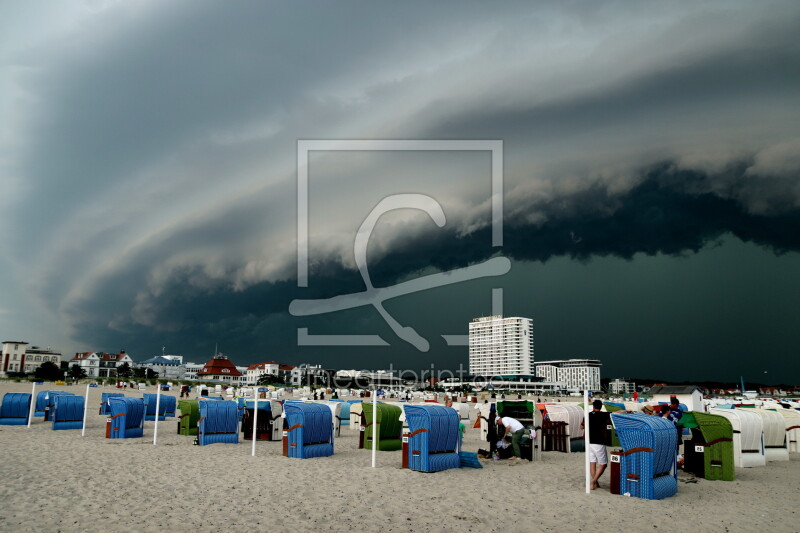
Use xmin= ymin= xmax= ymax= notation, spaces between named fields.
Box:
xmin=26 ymin=361 xmax=158 ymax=382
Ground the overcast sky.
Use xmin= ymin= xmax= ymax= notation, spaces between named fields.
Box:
xmin=1 ymin=1 xmax=799 ymax=384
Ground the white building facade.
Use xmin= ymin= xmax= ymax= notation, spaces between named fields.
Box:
xmin=608 ymin=378 xmax=636 ymax=395
xmin=534 ymin=359 xmax=601 ymax=392
xmin=1 ymin=342 xmax=62 ymax=375
xmin=468 ymin=316 xmax=534 ymax=377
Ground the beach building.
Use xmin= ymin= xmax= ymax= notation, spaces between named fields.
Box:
xmin=468 ymin=315 xmax=534 ymax=377
xmin=70 ymin=351 xmax=134 ymax=378
xmin=290 ymin=364 xmax=335 ymax=387
xmin=534 ymin=359 xmax=601 ymax=392
xmin=245 ymin=362 xmax=295 ymax=385
xmin=137 ymin=356 xmax=186 ymax=380
xmin=2 ymin=342 xmax=63 ymax=375
xmin=196 ymin=353 xmax=245 ymax=384
xmin=183 ymin=362 xmax=202 ymax=380
xmin=647 ymin=385 xmax=703 ymax=411
xmin=608 ymin=378 xmax=636 ymax=395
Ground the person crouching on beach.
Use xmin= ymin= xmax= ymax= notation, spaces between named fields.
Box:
xmin=496 ymin=416 xmax=525 ymax=460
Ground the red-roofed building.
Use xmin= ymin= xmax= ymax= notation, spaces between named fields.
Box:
xmin=70 ymin=350 xmax=133 ymax=378
xmin=197 ymin=353 xmax=244 ymax=383
xmin=245 ymin=361 xmax=295 ymax=385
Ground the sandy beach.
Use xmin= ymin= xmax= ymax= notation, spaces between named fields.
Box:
xmin=0 ymin=381 xmax=797 ymax=533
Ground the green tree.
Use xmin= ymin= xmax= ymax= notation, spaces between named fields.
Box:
xmin=257 ymin=373 xmax=285 ymax=386
xmin=69 ymin=364 xmax=87 ymax=380
xmin=34 ymin=361 xmax=63 ymax=381
xmin=132 ymin=367 xmax=146 ymax=379
xmin=145 ymin=368 xmax=158 ymax=379
xmin=116 ymin=362 xmax=132 ymax=378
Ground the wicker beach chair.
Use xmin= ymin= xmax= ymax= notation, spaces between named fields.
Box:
xmin=177 ymin=399 xmax=200 ymax=436
xmin=611 ymin=413 xmax=678 ymax=500
xmin=402 ymin=404 xmax=461 ymax=472
xmin=34 ymin=390 xmax=72 ymax=417
xmin=197 ymin=400 xmax=239 ymax=445
xmin=496 ymin=400 xmax=541 ymax=460
xmin=360 ymin=402 xmax=403 ymax=451
xmin=143 ymin=393 xmax=177 ymax=421
xmin=709 ymin=408 xmax=765 ymax=468
xmin=283 ymin=402 xmax=334 ymax=459
xmin=774 ymin=408 xmax=800 ymax=453
xmin=241 ymin=399 xmax=282 ymax=440
xmin=0 ymin=392 xmax=32 ymax=425
xmin=751 ymin=409 xmax=789 ymax=462
xmin=51 ymin=395 xmax=85 ymax=430
xmin=107 ymin=397 xmax=145 ymax=438
xmin=683 ymin=412 xmax=735 ymax=481
xmin=349 ymin=401 xmax=364 ymax=430
xmin=99 ymin=393 xmax=124 ymax=415
xmin=543 ymin=403 xmax=583 ymax=453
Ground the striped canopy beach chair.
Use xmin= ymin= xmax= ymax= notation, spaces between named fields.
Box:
xmin=197 ymin=400 xmax=239 ymax=445
xmin=283 ymin=402 xmax=334 ymax=459
xmin=611 ymin=413 xmax=678 ymax=500
xmin=682 ymin=412 xmax=735 ymax=481
xmin=542 ymin=403 xmax=583 ymax=453
xmin=99 ymin=392 xmax=124 ymax=415
xmin=774 ymin=408 xmax=800 ymax=453
xmin=349 ymin=401 xmax=364 ymax=430
xmin=51 ymin=395 xmax=85 ymax=430
xmin=177 ymin=400 xmax=200 ymax=436
xmin=751 ymin=408 xmax=789 ymax=462
xmin=0 ymin=392 xmax=32 ymax=425
xmin=402 ymin=405 xmax=461 ymax=472
xmin=107 ymin=397 xmax=145 ymax=438
xmin=709 ymin=408 xmax=765 ymax=468
xmin=360 ymin=402 xmax=403 ymax=451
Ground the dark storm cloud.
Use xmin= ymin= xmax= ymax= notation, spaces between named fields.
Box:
xmin=65 ymin=162 xmax=800 ymax=370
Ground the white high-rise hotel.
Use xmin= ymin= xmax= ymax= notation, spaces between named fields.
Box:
xmin=468 ymin=315 xmax=534 ymax=377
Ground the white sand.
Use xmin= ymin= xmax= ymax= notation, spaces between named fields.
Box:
xmin=0 ymin=381 xmax=798 ymax=533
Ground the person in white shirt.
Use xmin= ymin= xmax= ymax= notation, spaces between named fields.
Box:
xmin=496 ymin=416 xmax=525 ymax=459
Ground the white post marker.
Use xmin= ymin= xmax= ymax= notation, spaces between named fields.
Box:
xmin=27 ymin=381 xmax=37 ymax=428
xmin=584 ymin=389 xmax=590 ymax=494
xmin=251 ymin=393 xmax=259 ymax=456
xmin=81 ymin=383 xmax=91 ymax=437
xmin=371 ymin=387 xmax=377 ymax=468
xmin=153 ymin=385 xmax=161 ymax=445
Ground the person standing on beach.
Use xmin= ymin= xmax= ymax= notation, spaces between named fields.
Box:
xmin=663 ymin=397 xmax=684 ymax=451
xmin=496 ymin=416 xmax=525 ymax=460
xmin=587 ymin=399 xmax=611 ymax=490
